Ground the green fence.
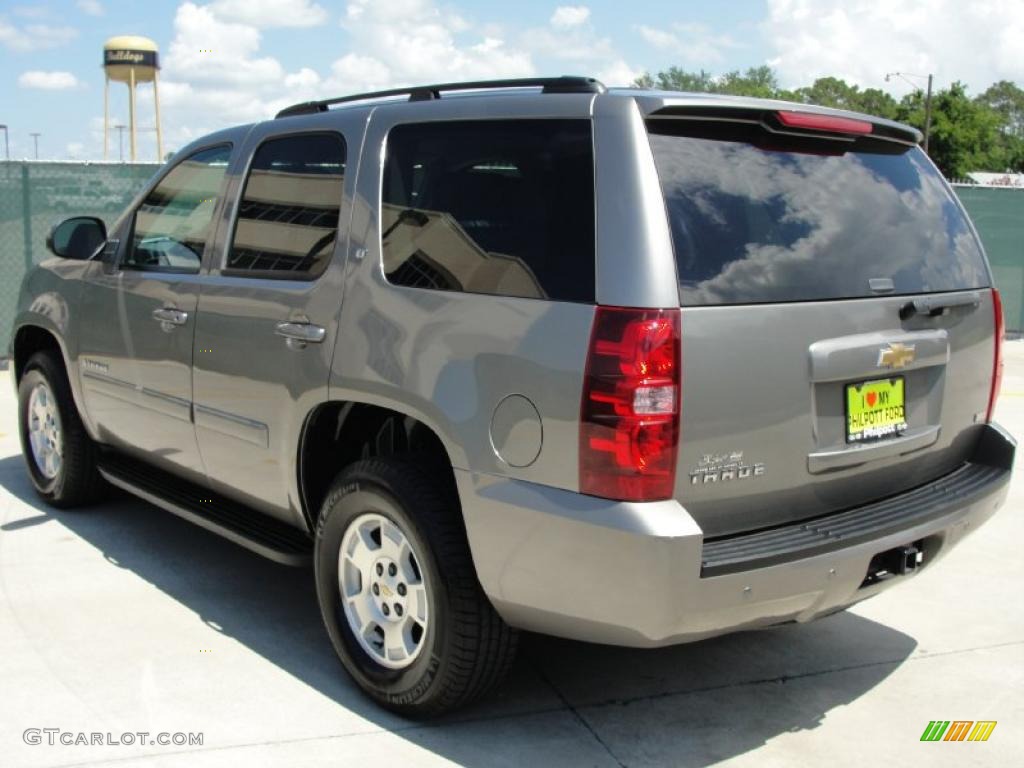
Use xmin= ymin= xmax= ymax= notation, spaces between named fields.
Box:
xmin=1 ymin=161 xmax=160 ymax=350
xmin=1 ymin=163 xmax=1023 ymax=347
xmin=954 ymin=185 xmax=1024 ymax=333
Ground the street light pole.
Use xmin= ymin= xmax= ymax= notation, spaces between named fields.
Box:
xmin=923 ymin=73 xmax=933 ymax=154
xmin=0 ymin=124 xmax=8 ymax=161
xmin=30 ymin=132 xmax=41 ymax=160
xmin=885 ymin=71 xmax=934 ymax=154
xmin=114 ymin=124 xmax=126 ymax=162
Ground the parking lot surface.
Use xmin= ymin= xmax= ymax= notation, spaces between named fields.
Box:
xmin=1 ymin=346 xmax=1022 ymax=768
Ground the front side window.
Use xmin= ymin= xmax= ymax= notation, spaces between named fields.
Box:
xmin=226 ymin=133 xmax=346 ymax=278
xmin=127 ymin=145 xmax=231 ymax=273
xmin=381 ymin=120 xmax=595 ymax=302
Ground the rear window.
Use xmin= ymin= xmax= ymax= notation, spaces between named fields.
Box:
xmin=381 ymin=119 xmax=595 ymax=303
xmin=647 ymin=119 xmax=989 ymax=305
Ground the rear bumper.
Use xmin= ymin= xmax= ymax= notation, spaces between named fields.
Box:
xmin=457 ymin=423 xmax=1015 ymax=647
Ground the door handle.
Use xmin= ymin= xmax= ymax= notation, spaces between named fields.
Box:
xmin=152 ymin=307 xmax=189 ymax=326
xmin=275 ymin=321 xmax=326 ymax=345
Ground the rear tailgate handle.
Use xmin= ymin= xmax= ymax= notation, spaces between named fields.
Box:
xmin=900 ymin=292 xmax=981 ymax=320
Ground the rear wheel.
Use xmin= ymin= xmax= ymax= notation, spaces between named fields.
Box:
xmin=17 ymin=351 xmax=103 ymax=507
xmin=314 ymin=456 xmax=518 ymax=716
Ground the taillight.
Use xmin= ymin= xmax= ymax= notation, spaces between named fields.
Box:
xmin=987 ymin=288 xmax=1005 ymax=423
xmin=580 ymin=306 xmax=681 ymax=501
xmin=776 ymin=110 xmax=873 ymax=135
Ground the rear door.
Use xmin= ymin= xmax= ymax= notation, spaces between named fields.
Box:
xmin=191 ymin=120 xmax=358 ymax=523
xmin=644 ymin=109 xmax=996 ymax=536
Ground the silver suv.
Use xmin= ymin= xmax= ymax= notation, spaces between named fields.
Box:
xmin=10 ymin=77 xmax=1016 ymax=716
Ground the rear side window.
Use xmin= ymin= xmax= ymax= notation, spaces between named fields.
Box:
xmin=226 ymin=132 xmax=346 ymax=278
xmin=647 ymin=120 xmax=990 ymax=305
xmin=381 ymin=120 xmax=595 ymax=302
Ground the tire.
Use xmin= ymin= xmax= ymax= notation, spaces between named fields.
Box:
xmin=315 ymin=456 xmax=518 ymax=716
xmin=17 ymin=351 xmax=103 ymax=507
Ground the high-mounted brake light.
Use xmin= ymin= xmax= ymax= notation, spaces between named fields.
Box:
xmin=580 ymin=306 xmax=681 ymax=501
xmin=776 ymin=111 xmax=873 ymax=136
xmin=987 ymin=288 xmax=1005 ymax=423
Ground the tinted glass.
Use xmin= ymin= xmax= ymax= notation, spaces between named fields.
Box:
xmin=382 ymin=120 xmax=595 ymax=302
xmin=128 ymin=145 xmax=231 ymax=272
xmin=647 ymin=121 xmax=990 ymax=305
xmin=227 ymin=133 xmax=346 ymax=277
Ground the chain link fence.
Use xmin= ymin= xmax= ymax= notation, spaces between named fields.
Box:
xmin=1 ymin=161 xmax=160 ymax=350
xmin=953 ymin=185 xmax=1024 ymax=334
xmin=2 ymin=163 xmax=1023 ymax=348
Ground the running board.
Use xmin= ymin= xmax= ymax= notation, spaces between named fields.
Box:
xmin=98 ymin=451 xmax=312 ymax=566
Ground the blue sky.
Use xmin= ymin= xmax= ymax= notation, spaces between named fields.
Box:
xmin=2 ymin=0 xmax=1021 ymax=161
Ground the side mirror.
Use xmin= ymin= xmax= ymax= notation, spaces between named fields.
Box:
xmin=46 ymin=217 xmax=107 ymax=260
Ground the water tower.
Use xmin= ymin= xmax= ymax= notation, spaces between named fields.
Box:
xmin=103 ymin=36 xmax=163 ymax=162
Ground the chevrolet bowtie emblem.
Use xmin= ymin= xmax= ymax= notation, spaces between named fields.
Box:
xmin=878 ymin=342 xmax=916 ymax=369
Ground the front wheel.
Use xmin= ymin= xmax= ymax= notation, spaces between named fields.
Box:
xmin=314 ymin=456 xmax=518 ymax=716
xmin=17 ymin=351 xmax=103 ymax=507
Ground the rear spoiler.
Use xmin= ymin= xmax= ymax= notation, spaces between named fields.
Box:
xmin=645 ymin=104 xmax=922 ymax=146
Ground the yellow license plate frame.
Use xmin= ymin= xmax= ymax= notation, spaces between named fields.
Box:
xmin=845 ymin=377 xmax=908 ymax=443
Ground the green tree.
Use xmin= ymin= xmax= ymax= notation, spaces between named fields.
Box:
xmin=716 ymin=65 xmax=780 ymax=98
xmin=855 ymin=88 xmax=900 ymax=120
xmin=974 ymin=80 xmax=1024 ymax=172
xmin=791 ymin=77 xmax=899 ymax=119
xmin=793 ymin=76 xmax=858 ymax=109
xmin=976 ymin=80 xmax=1024 ymax=137
xmin=631 ymin=65 xmax=1023 ymax=175
xmin=898 ymin=82 xmax=1008 ymax=177
xmin=634 ymin=67 xmax=716 ymax=92
xmin=634 ymin=72 xmax=655 ymax=89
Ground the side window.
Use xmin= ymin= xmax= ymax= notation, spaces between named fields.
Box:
xmin=126 ymin=145 xmax=231 ymax=273
xmin=381 ymin=120 xmax=595 ymax=303
xmin=225 ymin=133 xmax=346 ymax=278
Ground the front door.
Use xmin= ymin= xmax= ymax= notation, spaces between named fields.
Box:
xmin=191 ymin=122 xmax=358 ymax=522
xmin=78 ymin=144 xmax=233 ymax=481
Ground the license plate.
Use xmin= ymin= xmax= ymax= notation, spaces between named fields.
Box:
xmin=845 ymin=377 xmax=908 ymax=443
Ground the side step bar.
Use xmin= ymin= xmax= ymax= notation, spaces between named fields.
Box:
xmin=98 ymin=451 xmax=312 ymax=566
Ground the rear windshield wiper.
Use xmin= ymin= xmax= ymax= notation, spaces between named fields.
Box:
xmin=899 ymin=291 xmax=981 ymax=320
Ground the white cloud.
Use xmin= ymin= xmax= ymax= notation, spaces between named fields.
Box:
xmin=636 ymin=22 xmax=740 ymax=65
xmin=0 ymin=18 xmax=78 ymax=51
xmin=18 ymin=70 xmax=80 ymax=89
xmin=334 ymin=0 xmax=533 ymax=90
xmin=141 ymin=0 xmax=639 ymax=155
xmin=13 ymin=6 xmax=52 ymax=19
xmin=164 ymin=3 xmax=285 ymax=88
xmin=207 ymin=0 xmax=328 ymax=29
xmin=525 ymin=4 xmax=637 ymax=83
xmin=154 ymin=1 xmax=314 ymax=141
xmin=764 ymin=0 xmax=1024 ymax=92
xmin=76 ymin=0 xmax=104 ymax=15
xmin=551 ymin=5 xmax=590 ymax=28
xmin=284 ymin=66 xmax=321 ymax=90
xmin=596 ymin=59 xmax=643 ymax=87
xmin=66 ymin=141 xmax=85 ymax=158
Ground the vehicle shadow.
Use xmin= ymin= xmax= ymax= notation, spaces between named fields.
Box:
xmin=0 ymin=454 xmax=917 ymax=766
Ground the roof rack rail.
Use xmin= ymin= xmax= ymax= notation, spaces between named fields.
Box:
xmin=275 ymin=76 xmax=606 ymax=118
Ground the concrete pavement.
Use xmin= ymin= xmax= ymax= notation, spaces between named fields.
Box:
xmin=1 ymin=346 xmax=1022 ymax=767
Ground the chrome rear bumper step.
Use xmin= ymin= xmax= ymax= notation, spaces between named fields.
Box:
xmin=701 ymin=425 xmax=1015 ymax=578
